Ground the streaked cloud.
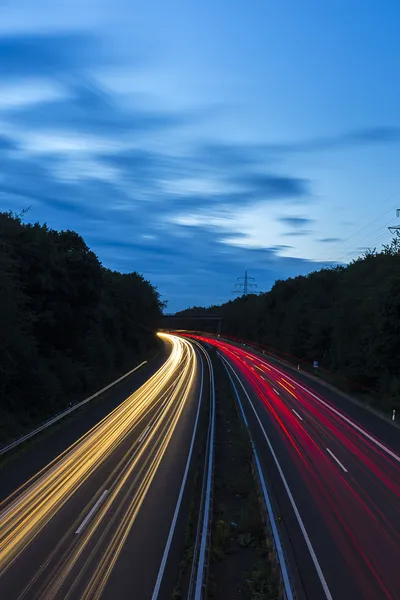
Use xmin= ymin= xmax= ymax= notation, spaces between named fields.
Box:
xmin=282 ymin=230 xmax=314 ymax=237
xmin=0 ymin=33 xmax=102 ymax=78
xmin=263 ymin=127 xmax=400 ymax=155
xmin=318 ymin=237 xmax=343 ymax=243
xmin=278 ymin=216 xmax=314 ymax=227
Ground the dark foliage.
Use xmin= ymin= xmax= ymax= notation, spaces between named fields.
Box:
xmin=178 ymin=238 xmax=400 ymax=410
xmin=0 ymin=211 xmax=163 ymax=443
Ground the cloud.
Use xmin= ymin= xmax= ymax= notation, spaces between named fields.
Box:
xmin=344 ymin=127 xmax=400 ymax=144
xmin=0 ymin=80 xmax=67 ymax=110
xmin=194 ymin=142 xmax=268 ymax=170
xmin=103 ymin=139 xmax=310 ymax=206
xmin=264 ymin=127 xmax=400 ymax=155
xmin=267 ymin=244 xmax=294 ymax=251
xmin=0 ymin=139 xmax=139 ymax=222
xmin=318 ymin=237 xmax=342 ymax=243
xmin=236 ymin=173 xmax=309 ymax=200
xmin=0 ymin=32 xmax=188 ymax=142
xmin=98 ymin=139 xmax=310 ymax=213
xmin=100 ymin=148 xmax=164 ymax=172
xmin=196 ymin=128 xmax=400 ymax=170
xmin=282 ymin=230 xmax=314 ymax=237
xmin=278 ymin=216 xmax=314 ymax=227
xmin=0 ymin=33 xmax=102 ymax=78
xmin=6 ymin=78 xmax=187 ymax=136
xmin=0 ymin=135 xmax=17 ymax=151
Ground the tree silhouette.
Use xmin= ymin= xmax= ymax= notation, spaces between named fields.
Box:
xmin=0 ymin=211 xmax=163 ymax=443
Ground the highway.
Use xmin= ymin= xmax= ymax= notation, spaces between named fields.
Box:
xmin=0 ymin=333 xmax=209 ymax=600
xmin=187 ymin=334 xmax=400 ymax=600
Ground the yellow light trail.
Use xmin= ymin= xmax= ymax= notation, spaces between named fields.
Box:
xmin=0 ymin=333 xmax=198 ymax=599
xmin=280 ymin=383 xmax=298 ymax=399
xmin=281 ymin=378 xmax=295 ymax=390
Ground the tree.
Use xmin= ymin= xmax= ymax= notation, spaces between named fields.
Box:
xmin=0 ymin=211 xmax=163 ymax=443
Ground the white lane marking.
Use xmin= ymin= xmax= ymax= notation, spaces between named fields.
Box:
xmin=326 ymin=448 xmax=348 ymax=473
xmin=292 ymin=409 xmax=303 ymax=421
xmin=151 ymin=348 xmax=205 ymax=600
xmin=260 ymin=360 xmax=400 ymax=465
xmin=273 ymin=388 xmax=280 ymax=396
xmin=75 ymin=490 xmax=108 ymax=534
xmin=138 ymin=425 xmax=150 ymax=443
xmin=226 ymin=360 xmax=333 ymax=600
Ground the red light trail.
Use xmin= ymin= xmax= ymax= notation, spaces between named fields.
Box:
xmin=182 ymin=333 xmax=400 ymax=600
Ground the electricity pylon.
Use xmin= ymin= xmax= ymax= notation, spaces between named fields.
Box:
xmin=232 ymin=270 xmax=257 ymax=296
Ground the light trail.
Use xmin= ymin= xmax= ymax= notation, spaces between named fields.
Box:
xmin=183 ymin=333 xmax=400 ymax=600
xmin=0 ymin=333 xmax=198 ymax=599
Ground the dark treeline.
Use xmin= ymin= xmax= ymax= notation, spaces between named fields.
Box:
xmin=0 ymin=211 xmax=163 ymax=443
xmin=178 ymin=237 xmax=400 ymax=411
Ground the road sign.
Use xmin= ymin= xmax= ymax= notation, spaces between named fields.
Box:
xmin=313 ymin=361 xmax=319 ymax=369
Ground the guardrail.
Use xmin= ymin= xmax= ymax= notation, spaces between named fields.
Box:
xmin=0 ymin=361 xmax=147 ymax=457
xmin=187 ymin=342 xmax=216 ymax=600
xmin=219 ymin=352 xmax=296 ymax=600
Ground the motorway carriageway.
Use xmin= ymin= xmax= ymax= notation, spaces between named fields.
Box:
xmin=0 ymin=334 xmax=209 ymax=600
xmin=185 ymin=334 xmax=400 ymax=600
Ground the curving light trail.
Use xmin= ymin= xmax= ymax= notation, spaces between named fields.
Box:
xmin=0 ymin=333 xmax=197 ymax=599
xmin=185 ymin=334 xmax=400 ymax=600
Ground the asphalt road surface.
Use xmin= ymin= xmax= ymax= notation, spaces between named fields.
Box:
xmin=189 ymin=334 xmax=400 ymax=600
xmin=0 ymin=333 xmax=207 ymax=600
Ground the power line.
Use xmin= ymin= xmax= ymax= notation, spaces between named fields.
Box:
xmin=232 ymin=270 xmax=257 ymax=296
xmin=332 ymin=218 xmax=396 ymax=263
xmin=331 ymin=208 xmax=400 ymax=263
xmin=335 ymin=233 xmax=391 ymax=263
xmin=314 ymin=199 xmax=400 ymax=262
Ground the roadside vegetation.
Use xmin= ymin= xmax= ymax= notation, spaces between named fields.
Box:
xmin=208 ymin=352 xmax=280 ymax=599
xmin=0 ymin=210 xmax=164 ymax=444
xmin=178 ymin=236 xmax=400 ymax=413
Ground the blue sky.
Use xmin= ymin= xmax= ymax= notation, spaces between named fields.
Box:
xmin=1 ymin=0 xmax=400 ymax=311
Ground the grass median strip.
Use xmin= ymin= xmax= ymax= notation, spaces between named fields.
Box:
xmin=208 ymin=350 xmax=280 ymax=599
